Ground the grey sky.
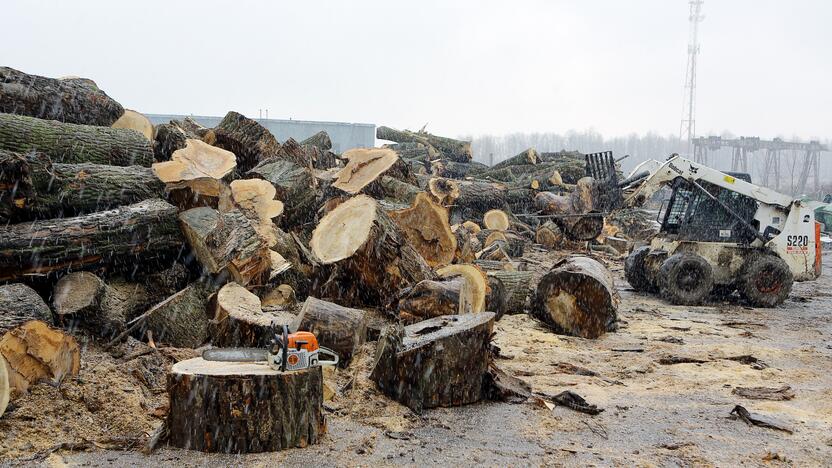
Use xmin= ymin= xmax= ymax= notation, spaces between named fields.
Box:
xmin=3 ymin=0 xmax=829 ymax=140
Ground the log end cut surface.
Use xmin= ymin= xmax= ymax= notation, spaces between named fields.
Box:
xmin=310 ymin=195 xmax=377 ymax=264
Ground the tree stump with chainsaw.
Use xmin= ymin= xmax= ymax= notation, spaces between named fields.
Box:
xmin=166 ymin=357 xmax=326 ymax=453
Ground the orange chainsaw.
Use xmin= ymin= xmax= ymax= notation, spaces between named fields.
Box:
xmin=202 ymin=324 xmax=338 ymax=372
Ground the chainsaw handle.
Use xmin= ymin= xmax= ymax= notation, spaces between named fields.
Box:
xmin=316 ymin=347 xmax=339 ymax=367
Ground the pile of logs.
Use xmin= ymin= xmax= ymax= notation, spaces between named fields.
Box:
xmin=0 ymin=67 xmax=622 ymax=449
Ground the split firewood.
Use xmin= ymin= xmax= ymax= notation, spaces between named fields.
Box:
xmin=290 ymin=297 xmax=368 ymax=366
xmin=210 ymin=282 xmax=294 ymax=348
xmin=167 ymin=358 xmax=325 ymax=453
xmin=370 ymin=313 xmax=495 ymax=412
xmin=389 ymin=192 xmax=457 ymax=267
xmin=436 ymin=264 xmax=489 ymax=313
xmin=0 ymin=198 xmax=183 ymax=281
xmin=153 ymin=138 xmax=237 ymax=208
xmin=204 ymin=111 xmax=282 ymax=173
xmin=0 ymin=150 xmax=164 ymax=222
xmin=0 ymin=113 xmax=154 ymax=166
xmin=0 ymin=284 xmax=52 ymax=334
xmin=179 ymin=207 xmax=272 ymax=286
xmin=331 ymin=148 xmax=416 ymax=195
xmin=427 ymin=177 xmax=461 ymax=206
xmin=111 ymin=109 xmax=153 ymax=140
xmin=535 ymin=221 xmax=564 ymax=248
xmin=248 ymin=157 xmax=318 ymax=228
xmin=310 ymin=194 xmax=433 ymax=308
xmin=488 ymin=270 xmax=533 ymax=314
xmin=0 ymin=321 xmax=80 ymax=398
xmin=376 ymin=125 xmax=472 ymax=163
xmin=531 ymin=256 xmax=620 ymax=338
xmin=490 ymin=148 xmax=540 ymax=170
xmin=0 ymin=66 xmax=124 ymax=126
xmin=397 ymin=277 xmax=473 ymax=323
xmin=300 ymin=130 xmax=332 ymax=151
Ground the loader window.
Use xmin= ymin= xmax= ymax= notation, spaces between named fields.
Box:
xmin=660 ymin=178 xmax=696 ymax=234
xmin=660 ymin=178 xmax=758 ymax=243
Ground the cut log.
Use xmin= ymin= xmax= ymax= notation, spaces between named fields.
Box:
xmin=397 ymin=277 xmax=472 ymax=323
xmin=0 ymin=199 xmax=183 ymax=281
xmin=0 ymin=284 xmax=52 ymax=334
xmin=376 ymin=126 xmax=472 ymax=163
xmin=0 ymin=113 xmax=153 ymax=166
xmin=152 ymin=119 xmax=205 ymax=162
xmin=486 ymin=274 xmax=508 ymax=320
xmin=427 ymin=177 xmax=460 ymax=206
xmin=204 ymin=111 xmax=281 ymax=173
xmin=462 ymin=220 xmax=482 ymax=234
xmin=377 ymin=176 xmax=423 ymax=204
xmin=139 ymin=284 xmax=212 ymax=348
xmin=477 ymin=229 xmax=525 ymax=257
xmin=0 ymin=354 xmax=8 ymax=418
xmin=490 ymin=148 xmax=540 ymax=170
xmin=430 ymin=160 xmax=488 ymax=179
xmin=179 ymin=207 xmax=272 ymax=286
xmin=536 ymin=221 xmax=563 ymax=248
xmin=488 ymin=270 xmax=533 ymax=314
xmin=0 ymin=66 xmax=124 ymax=126
xmin=0 ymin=321 xmax=80 ymax=398
xmin=153 ymin=139 xmax=236 ymax=208
xmin=534 ymin=180 xmax=604 ymax=241
xmin=531 ymin=256 xmax=620 ymax=338
xmin=290 ymin=297 xmax=367 ymax=366
xmin=300 ymin=130 xmax=332 ymax=151
xmin=483 ymin=209 xmax=510 ymax=231
xmin=370 ymin=313 xmax=494 ymax=412
xmin=331 ymin=148 xmax=415 ymax=195
xmin=436 ymin=264 xmax=488 ymax=313
xmin=389 ymin=192 xmax=456 ymax=268
xmin=219 ymin=179 xmax=283 ymax=244
xmin=111 ymin=109 xmax=153 ymax=140
xmin=167 ymin=358 xmax=325 ymax=453
xmin=310 ymin=195 xmax=433 ymax=308
xmin=210 ymin=282 xmax=289 ymax=348
xmin=247 ymin=157 xmax=317 ymax=228
xmin=453 ymin=225 xmax=478 ymax=264
xmin=0 ymin=150 xmax=164 ymax=222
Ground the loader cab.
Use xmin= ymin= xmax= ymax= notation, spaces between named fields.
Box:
xmin=659 ymin=175 xmax=758 ymax=244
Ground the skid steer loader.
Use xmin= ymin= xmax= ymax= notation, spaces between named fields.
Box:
xmin=622 ymin=155 xmax=821 ymax=307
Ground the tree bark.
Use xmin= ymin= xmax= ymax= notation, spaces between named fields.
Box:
xmin=0 ymin=199 xmax=184 ymax=281
xmin=204 ymin=111 xmax=282 ymax=174
xmin=488 ymin=270 xmax=532 ymax=314
xmin=0 ymin=320 xmax=80 ymax=398
xmin=310 ymin=195 xmax=433 ymax=308
xmin=376 ymin=126 xmax=472 ymax=163
xmin=290 ymin=297 xmax=367 ymax=366
xmin=397 ymin=277 xmax=471 ymax=323
xmin=389 ymin=192 xmax=456 ymax=268
xmin=0 ymin=150 xmax=164 ymax=222
xmin=489 ymin=148 xmax=540 ymax=170
xmin=0 ymin=113 xmax=154 ymax=166
xmin=535 ymin=221 xmax=564 ymax=248
xmin=430 ymin=160 xmax=488 ymax=179
xmin=140 ymin=284 xmax=212 ymax=348
xmin=167 ymin=358 xmax=325 ymax=453
xmin=0 ymin=66 xmax=124 ymax=126
xmin=300 ymin=130 xmax=332 ymax=151
xmin=530 ymin=256 xmax=619 ymax=338
xmin=0 ymin=284 xmax=51 ymax=334
xmin=370 ymin=313 xmax=495 ymax=413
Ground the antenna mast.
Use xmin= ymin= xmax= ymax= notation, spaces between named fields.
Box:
xmin=680 ymin=0 xmax=704 ymax=156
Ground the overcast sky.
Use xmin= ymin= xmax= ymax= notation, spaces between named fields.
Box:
xmin=3 ymin=0 xmax=829 ymax=140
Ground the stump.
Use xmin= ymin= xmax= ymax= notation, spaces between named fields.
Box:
xmin=0 ymin=284 xmax=52 ymax=334
xmin=530 ymin=256 xmax=619 ymax=338
xmin=167 ymin=358 xmax=325 ymax=453
xmin=370 ymin=313 xmax=495 ymax=413
xmin=291 ymin=297 xmax=367 ymax=366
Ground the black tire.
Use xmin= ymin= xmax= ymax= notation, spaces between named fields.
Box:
xmin=738 ymin=254 xmax=793 ymax=307
xmin=657 ymin=253 xmax=714 ymax=305
xmin=710 ymin=284 xmax=736 ymax=299
xmin=625 ymin=246 xmax=654 ymax=292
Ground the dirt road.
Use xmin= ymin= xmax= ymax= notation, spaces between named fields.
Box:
xmin=12 ymin=252 xmax=832 ymax=466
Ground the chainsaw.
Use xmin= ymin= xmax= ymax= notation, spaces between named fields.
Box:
xmin=202 ymin=324 xmax=339 ymax=372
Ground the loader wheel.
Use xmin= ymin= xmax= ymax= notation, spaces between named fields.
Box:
xmin=625 ymin=246 xmax=655 ymax=292
xmin=657 ymin=253 xmax=714 ymax=305
xmin=739 ymin=254 xmax=793 ymax=307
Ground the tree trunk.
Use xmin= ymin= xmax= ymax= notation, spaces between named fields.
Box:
xmin=291 ymin=297 xmax=367 ymax=366
xmin=531 ymin=256 xmax=619 ymax=338
xmin=0 ymin=284 xmax=51 ymax=334
xmin=488 ymin=270 xmax=533 ymax=314
xmin=0 ymin=320 xmax=80 ymax=398
xmin=376 ymin=176 xmax=423 ymax=204
xmin=210 ymin=282 xmax=293 ymax=348
xmin=247 ymin=157 xmax=318 ymax=229
xmin=535 ymin=221 xmax=564 ymax=248
xmin=0 ymin=199 xmax=183 ymax=281
xmin=0 ymin=113 xmax=153 ymax=166
xmin=389 ymin=192 xmax=456 ymax=267
xmin=167 ymin=358 xmax=325 ymax=453
xmin=0 ymin=66 xmax=124 ymax=126
xmin=310 ymin=195 xmax=433 ymax=308
xmin=300 ymin=130 xmax=332 ymax=151
xmin=376 ymin=126 xmax=472 ymax=163
xmin=490 ymin=148 xmax=540 ymax=170
xmin=0 ymin=150 xmax=164 ymax=222
xmin=370 ymin=313 xmax=495 ymax=413
xmin=204 ymin=111 xmax=282 ymax=174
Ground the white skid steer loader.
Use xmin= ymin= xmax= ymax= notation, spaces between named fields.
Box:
xmin=622 ymin=155 xmax=821 ymax=307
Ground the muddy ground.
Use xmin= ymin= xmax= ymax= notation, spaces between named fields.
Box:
xmin=2 ymin=250 xmax=831 ymax=467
